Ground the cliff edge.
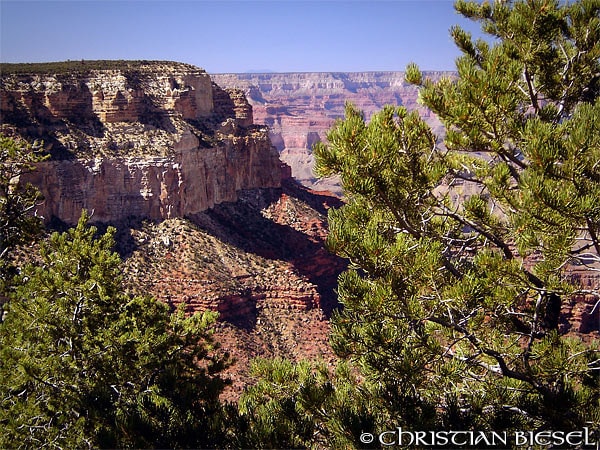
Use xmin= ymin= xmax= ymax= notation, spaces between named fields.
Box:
xmin=0 ymin=61 xmax=284 ymax=224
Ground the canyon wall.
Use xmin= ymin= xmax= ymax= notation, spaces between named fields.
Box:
xmin=212 ymin=71 xmax=452 ymax=192
xmin=0 ymin=61 xmax=283 ymax=224
xmin=0 ymin=63 xmax=596 ymax=394
xmin=0 ymin=63 xmax=343 ymax=398
xmin=16 ymin=129 xmax=281 ymax=224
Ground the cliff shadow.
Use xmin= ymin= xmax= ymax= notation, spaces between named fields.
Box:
xmin=187 ymin=180 xmax=346 ymax=318
xmin=211 ymin=83 xmax=236 ymax=122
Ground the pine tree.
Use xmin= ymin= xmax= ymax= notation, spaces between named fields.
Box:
xmin=0 ymin=212 xmax=233 ymax=448
xmin=240 ymin=0 xmax=600 ymax=446
xmin=238 ymin=358 xmax=379 ymax=449
xmin=313 ymin=0 xmax=600 ymax=434
xmin=0 ymin=135 xmax=46 ymax=305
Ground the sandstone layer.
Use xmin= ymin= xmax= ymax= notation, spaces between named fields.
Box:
xmin=212 ymin=71 xmax=451 ymax=193
xmin=1 ymin=61 xmax=283 ymax=224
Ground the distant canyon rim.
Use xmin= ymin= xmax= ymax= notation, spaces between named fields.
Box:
xmin=211 ymin=71 xmax=450 ymax=195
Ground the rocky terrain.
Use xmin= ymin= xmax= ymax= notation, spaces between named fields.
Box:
xmin=1 ymin=61 xmax=597 ymax=399
xmin=212 ymin=71 xmax=451 ymax=193
xmin=1 ymin=61 xmax=283 ymax=223
xmin=0 ymin=61 xmax=346 ymax=397
xmin=117 ymin=179 xmax=345 ymax=398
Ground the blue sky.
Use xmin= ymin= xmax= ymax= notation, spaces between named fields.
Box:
xmin=1 ymin=0 xmax=484 ymax=73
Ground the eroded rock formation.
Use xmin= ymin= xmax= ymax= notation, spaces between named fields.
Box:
xmin=212 ymin=71 xmax=451 ymax=193
xmin=1 ymin=62 xmax=346 ymax=399
xmin=117 ymin=181 xmax=346 ymax=398
xmin=1 ymin=61 xmax=283 ymax=224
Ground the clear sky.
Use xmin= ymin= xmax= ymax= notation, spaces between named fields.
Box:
xmin=1 ymin=0 xmax=484 ymax=73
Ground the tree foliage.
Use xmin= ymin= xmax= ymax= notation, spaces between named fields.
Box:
xmin=0 ymin=212 xmax=233 ymax=449
xmin=318 ymin=0 xmax=600 ymax=433
xmin=242 ymin=0 xmax=600 ymax=445
xmin=0 ymin=135 xmax=46 ymax=291
xmin=239 ymin=358 xmax=380 ymax=449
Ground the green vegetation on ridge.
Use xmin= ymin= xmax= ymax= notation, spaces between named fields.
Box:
xmin=0 ymin=59 xmax=203 ymax=76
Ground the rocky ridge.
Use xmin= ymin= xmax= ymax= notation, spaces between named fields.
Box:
xmin=117 ymin=179 xmax=345 ymax=397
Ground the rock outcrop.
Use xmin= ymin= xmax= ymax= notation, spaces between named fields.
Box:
xmin=117 ymin=180 xmax=346 ymax=398
xmin=1 ymin=61 xmax=283 ymax=224
xmin=212 ymin=71 xmax=451 ymax=192
xmin=1 ymin=63 xmax=346 ymax=400
xmin=121 ymin=181 xmax=345 ymax=322
xmin=564 ymin=266 xmax=600 ymax=339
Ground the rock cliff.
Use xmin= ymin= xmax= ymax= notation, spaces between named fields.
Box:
xmin=211 ymin=71 xmax=451 ymax=192
xmin=1 ymin=61 xmax=283 ymax=224
xmin=1 ymin=62 xmax=346 ymax=398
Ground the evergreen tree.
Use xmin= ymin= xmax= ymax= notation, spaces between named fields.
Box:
xmin=0 ymin=135 xmax=46 ymax=303
xmin=239 ymin=358 xmax=378 ymax=449
xmin=0 ymin=212 xmax=233 ymax=448
xmin=241 ymin=0 xmax=600 ymax=446
xmin=314 ymin=0 xmax=600 ymax=433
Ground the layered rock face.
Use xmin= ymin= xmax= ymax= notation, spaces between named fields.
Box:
xmin=122 ymin=180 xmax=345 ymax=322
xmin=564 ymin=266 xmax=600 ymax=339
xmin=212 ymin=71 xmax=451 ymax=192
xmin=117 ymin=180 xmax=346 ymax=398
xmin=17 ymin=129 xmax=280 ymax=224
xmin=1 ymin=63 xmax=345 ymax=399
xmin=1 ymin=61 xmax=283 ymax=224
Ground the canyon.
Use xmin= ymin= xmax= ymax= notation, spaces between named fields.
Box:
xmin=212 ymin=71 xmax=450 ymax=193
xmin=1 ymin=61 xmax=598 ymax=397
xmin=0 ymin=61 xmax=346 ymax=395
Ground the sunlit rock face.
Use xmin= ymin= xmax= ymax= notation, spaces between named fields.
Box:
xmin=1 ymin=61 xmax=283 ymax=224
xmin=18 ymin=129 xmax=281 ymax=224
xmin=212 ymin=71 xmax=451 ymax=193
